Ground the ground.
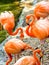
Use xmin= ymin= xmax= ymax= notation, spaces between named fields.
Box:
xmin=0 ymin=36 xmax=49 ymax=65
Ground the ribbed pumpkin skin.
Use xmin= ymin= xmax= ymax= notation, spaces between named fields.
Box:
xmin=26 ymin=18 xmax=49 ymax=40
xmin=34 ymin=1 xmax=49 ymax=19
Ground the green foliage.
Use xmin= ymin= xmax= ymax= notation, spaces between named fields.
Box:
xmin=0 ymin=1 xmax=23 ymax=43
xmin=0 ymin=2 xmax=23 ymax=24
xmin=0 ymin=0 xmax=21 ymax=4
xmin=0 ymin=30 xmax=8 ymax=43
